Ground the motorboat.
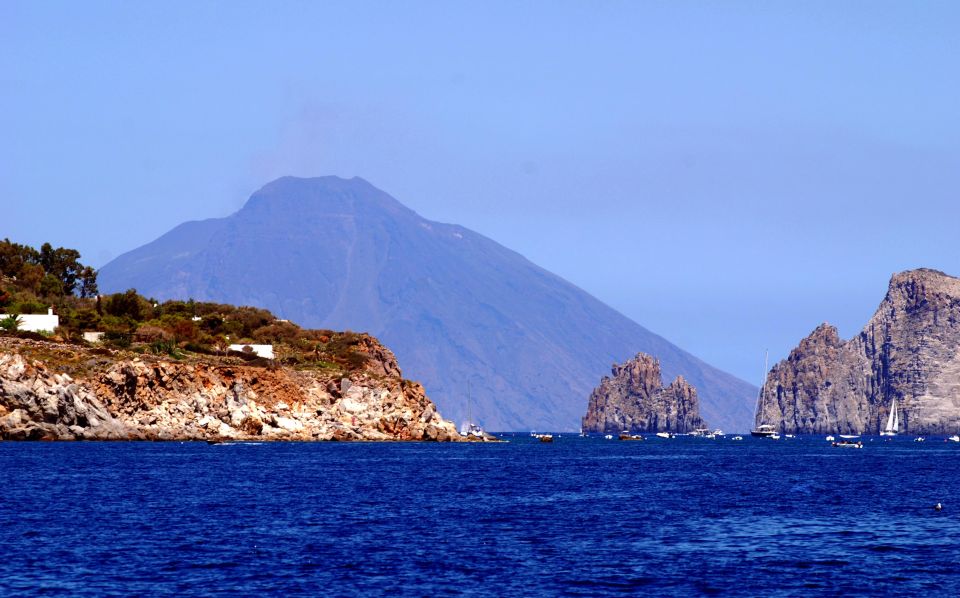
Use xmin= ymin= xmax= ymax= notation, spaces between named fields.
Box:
xmin=655 ymin=432 xmax=673 ymax=439
xmin=619 ymin=432 xmax=644 ymax=441
xmin=914 ymin=436 xmax=926 ymax=442
xmin=751 ymin=351 xmax=780 ymax=438
xmin=949 ymin=435 xmax=960 ymax=443
xmin=825 ymin=435 xmax=835 ymax=441
xmin=832 ymin=440 xmax=863 ymax=449
xmin=751 ymin=424 xmax=778 ymax=438
xmin=604 ymin=434 xmax=613 ymax=440
xmin=731 ymin=436 xmax=743 ymax=441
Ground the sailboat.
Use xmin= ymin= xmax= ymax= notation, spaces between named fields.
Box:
xmin=459 ymin=381 xmax=485 ymax=439
xmin=751 ymin=350 xmax=778 ymax=438
xmin=880 ymin=398 xmax=899 ymax=437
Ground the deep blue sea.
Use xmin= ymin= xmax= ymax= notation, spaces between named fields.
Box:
xmin=3 ymin=435 xmax=960 ymax=596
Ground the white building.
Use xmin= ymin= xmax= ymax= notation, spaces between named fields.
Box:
xmin=228 ymin=344 xmax=274 ymax=359
xmin=82 ymin=331 xmax=105 ymax=343
xmin=1 ymin=308 xmax=59 ymax=333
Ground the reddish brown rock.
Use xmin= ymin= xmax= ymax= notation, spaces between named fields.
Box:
xmin=0 ymin=336 xmax=461 ymax=442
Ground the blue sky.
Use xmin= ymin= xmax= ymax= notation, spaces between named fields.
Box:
xmin=3 ymin=1 xmax=959 ymax=382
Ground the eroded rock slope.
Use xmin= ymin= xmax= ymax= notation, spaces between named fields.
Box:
xmin=0 ymin=337 xmax=460 ymax=441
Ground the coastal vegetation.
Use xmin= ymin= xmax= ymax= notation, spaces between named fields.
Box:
xmin=0 ymin=239 xmax=375 ymax=374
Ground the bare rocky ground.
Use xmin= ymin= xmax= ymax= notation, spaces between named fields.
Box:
xmin=0 ymin=336 xmax=462 ymax=442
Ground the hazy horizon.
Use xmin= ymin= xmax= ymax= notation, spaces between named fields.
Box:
xmin=5 ymin=1 xmax=959 ymax=383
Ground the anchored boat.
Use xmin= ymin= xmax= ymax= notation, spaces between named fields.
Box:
xmin=751 ymin=350 xmax=780 ymax=438
xmin=880 ymin=398 xmax=899 ymax=437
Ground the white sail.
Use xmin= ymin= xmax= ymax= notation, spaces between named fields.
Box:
xmin=884 ymin=399 xmax=899 ymax=434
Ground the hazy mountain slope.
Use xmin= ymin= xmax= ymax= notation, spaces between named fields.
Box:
xmin=99 ymin=176 xmax=756 ymax=431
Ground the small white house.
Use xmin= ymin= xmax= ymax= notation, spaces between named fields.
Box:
xmin=228 ymin=344 xmax=274 ymax=359
xmin=83 ymin=331 xmax=105 ymax=343
xmin=1 ymin=308 xmax=59 ymax=333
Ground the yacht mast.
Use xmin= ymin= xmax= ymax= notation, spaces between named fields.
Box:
xmin=754 ymin=350 xmax=769 ymax=426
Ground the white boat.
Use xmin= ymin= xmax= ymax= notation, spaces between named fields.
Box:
xmin=460 ymin=382 xmax=485 ymax=439
xmin=751 ymin=351 xmax=779 ymax=437
xmin=655 ymin=432 xmax=672 ymax=439
xmin=825 ymin=435 xmax=835 ymax=441
xmin=949 ymin=435 xmax=960 ymax=443
xmin=752 ymin=424 xmax=778 ymax=438
xmin=712 ymin=429 xmax=725 ymax=436
xmin=604 ymin=434 xmax=614 ymax=440
xmin=880 ymin=398 xmax=899 ymax=437
xmin=462 ymin=422 xmax=484 ymax=438
xmin=832 ymin=440 xmax=863 ymax=449
xmin=769 ymin=433 xmax=781 ymax=440
xmin=839 ymin=435 xmax=860 ymax=440
xmin=785 ymin=434 xmax=795 ymax=438
xmin=914 ymin=436 xmax=926 ymax=442
xmin=731 ymin=436 xmax=743 ymax=441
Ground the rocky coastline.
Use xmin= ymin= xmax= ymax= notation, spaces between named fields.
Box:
xmin=582 ymin=352 xmax=706 ymax=433
xmin=757 ymin=269 xmax=960 ymax=435
xmin=0 ymin=336 xmax=462 ymax=442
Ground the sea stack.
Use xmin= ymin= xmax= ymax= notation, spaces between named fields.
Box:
xmin=758 ymin=268 xmax=960 ymax=435
xmin=582 ymin=353 xmax=706 ymax=433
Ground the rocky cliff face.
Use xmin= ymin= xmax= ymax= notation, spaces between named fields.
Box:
xmin=0 ymin=337 xmax=461 ymax=441
xmin=758 ymin=269 xmax=960 ymax=434
xmin=582 ymin=353 xmax=706 ymax=433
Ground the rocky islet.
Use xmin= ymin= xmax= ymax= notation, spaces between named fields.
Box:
xmin=582 ymin=352 xmax=707 ymax=434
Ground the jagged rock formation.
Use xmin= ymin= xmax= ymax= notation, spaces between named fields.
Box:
xmin=757 ymin=269 xmax=960 ymax=434
xmin=0 ymin=337 xmax=461 ymax=441
xmin=582 ymin=353 xmax=706 ymax=433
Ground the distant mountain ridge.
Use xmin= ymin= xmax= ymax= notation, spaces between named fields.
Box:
xmin=98 ymin=176 xmax=756 ymax=431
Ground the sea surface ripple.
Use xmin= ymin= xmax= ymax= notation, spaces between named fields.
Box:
xmin=3 ymin=435 xmax=960 ymax=596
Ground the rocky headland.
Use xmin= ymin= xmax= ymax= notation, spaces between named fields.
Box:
xmin=582 ymin=353 xmax=707 ymax=433
xmin=757 ymin=268 xmax=960 ymax=435
xmin=0 ymin=336 xmax=462 ymax=441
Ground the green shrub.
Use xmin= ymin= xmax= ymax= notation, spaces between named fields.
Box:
xmin=0 ymin=314 xmax=20 ymax=331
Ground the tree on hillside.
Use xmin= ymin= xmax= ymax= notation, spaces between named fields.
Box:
xmin=0 ymin=239 xmax=39 ymax=280
xmin=78 ymin=267 xmax=99 ymax=298
xmin=38 ymin=243 xmax=83 ymax=295
xmin=104 ymin=289 xmax=150 ymax=321
xmin=0 ymin=239 xmax=97 ymax=298
xmin=39 ymin=274 xmax=64 ymax=299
